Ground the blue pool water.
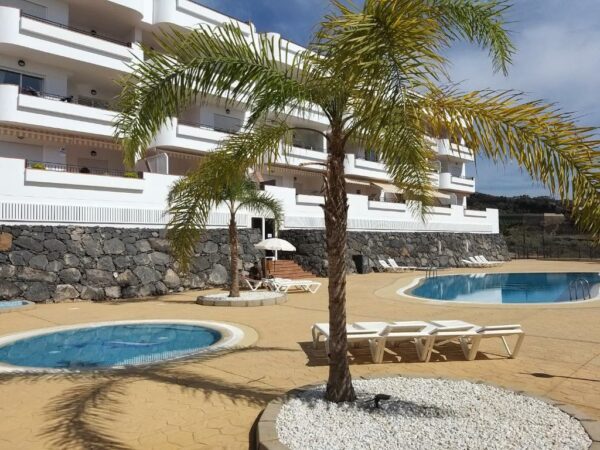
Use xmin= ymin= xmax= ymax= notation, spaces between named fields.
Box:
xmin=0 ymin=300 xmax=32 ymax=310
xmin=409 ymin=272 xmax=600 ymax=304
xmin=0 ymin=323 xmax=222 ymax=369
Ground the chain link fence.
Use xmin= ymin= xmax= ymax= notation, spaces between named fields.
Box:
xmin=501 ymin=214 xmax=599 ymax=261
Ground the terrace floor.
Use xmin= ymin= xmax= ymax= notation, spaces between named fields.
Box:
xmin=0 ymin=259 xmax=599 ymax=449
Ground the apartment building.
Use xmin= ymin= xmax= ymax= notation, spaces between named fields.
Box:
xmin=0 ymin=0 xmax=498 ymax=235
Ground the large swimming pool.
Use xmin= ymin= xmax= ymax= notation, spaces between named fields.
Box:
xmin=407 ymin=272 xmax=600 ymax=304
xmin=0 ymin=320 xmax=241 ymax=370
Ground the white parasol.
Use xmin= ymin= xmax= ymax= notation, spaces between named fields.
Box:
xmin=254 ymin=238 xmax=296 ymax=252
xmin=254 ymin=238 xmax=296 ymax=275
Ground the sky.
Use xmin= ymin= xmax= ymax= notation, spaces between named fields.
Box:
xmin=197 ymin=0 xmax=600 ymax=197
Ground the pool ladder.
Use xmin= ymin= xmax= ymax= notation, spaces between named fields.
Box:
xmin=425 ymin=267 xmax=438 ymax=278
xmin=569 ymin=279 xmax=591 ymax=301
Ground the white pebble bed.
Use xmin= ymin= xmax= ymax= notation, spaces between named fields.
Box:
xmin=276 ymin=378 xmax=592 ymax=450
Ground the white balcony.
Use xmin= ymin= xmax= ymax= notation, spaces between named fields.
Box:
xmin=0 ymin=6 xmax=143 ymax=75
xmin=0 ymin=84 xmax=116 ymax=138
xmin=344 ymin=154 xmax=389 ymax=181
xmin=105 ymin=0 xmax=146 ymax=18
xmin=266 ymin=185 xmax=498 ymax=233
xmin=435 ymin=138 xmax=474 ymax=161
xmin=0 ymin=156 xmax=246 ymax=228
xmin=0 ymin=156 xmax=497 ymax=232
xmin=153 ymin=0 xmax=252 ymax=31
xmin=439 ymin=172 xmax=476 ymax=193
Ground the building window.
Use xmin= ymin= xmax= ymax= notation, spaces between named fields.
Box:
xmin=214 ymin=113 xmax=242 ymax=133
xmin=364 ymin=149 xmax=379 ymax=162
xmin=0 ymin=69 xmax=43 ymax=94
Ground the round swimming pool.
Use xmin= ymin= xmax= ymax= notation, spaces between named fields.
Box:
xmin=0 ymin=320 xmax=244 ymax=371
xmin=405 ymin=272 xmax=600 ymax=304
xmin=0 ymin=300 xmax=34 ymax=313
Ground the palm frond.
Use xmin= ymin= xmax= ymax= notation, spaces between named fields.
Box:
xmin=116 ymin=23 xmax=322 ymax=167
xmin=425 ymin=88 xmax=600 ymax=240
xmin=166 ymin=122 xmax=291 ymax=269
xmin=236 ymin=188 xmax=285 ymax=229
xmin=351 ymin=93 xmax=437 ymax=217
xmin=428 ymin=0 xmax=515 ymax=74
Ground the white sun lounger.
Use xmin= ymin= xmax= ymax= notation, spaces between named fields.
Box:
xmin=270 ymin=278 xmax=322 ymax=293
xmin=476 ymin=255 xmax=504 ymax=267
xmin=422 ymin=320 xmax=525 ymax=361
xmin=243 ymin=278 xmax=263 ymax=291
xmin=313 ymin=321 xmax=450 ymax=363
xmin=417 ymin=320 xmax=480 ymax=362
xmin=378 ymin=260 xmax=399 ymax=272
xmin=459 ymin=324 xmax=525 ymax=360
xmin=312 ymin=319 xmax=525 ymax=363
xmin=465 ymin=256 xmax=489 ymax=267
xmin=311 ymin=322 xmax=388 ymax=355
xmin=366 ymin=321 xmax=436 ymax=363
xmin=387 ymin=259 xmax=418 ymax=272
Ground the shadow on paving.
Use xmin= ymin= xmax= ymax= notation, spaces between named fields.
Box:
xmin=524 ymin=372 xmax=600 ymax=383
xmin=299 ymin=341 xmax=492 ymax=367
xmin=0 ymin=346 xmax=293 ymax=450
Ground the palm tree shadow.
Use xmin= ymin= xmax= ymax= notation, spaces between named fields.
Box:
xmin=0 ymin=346 xmax=292 ymax=450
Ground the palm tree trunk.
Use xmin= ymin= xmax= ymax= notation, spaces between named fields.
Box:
xmin=229 ymin=214 xmax=240 ymax=298
xmin=324 ymin=130 xmax=356 ymax=403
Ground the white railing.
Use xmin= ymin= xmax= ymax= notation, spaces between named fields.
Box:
xmin=0 ymin=157 xmax=248 ymax=228
xmin=439 ymin=172 xmax=476 ymax=193
xmin=0 ymin=6 xmax=143 ymax=73
xmin=266 ymin=185 xmax=499 ymax=233
xmin=0 ymin=84 xmax=116 ymax=138
xmin=0 ymin=156 xmax=497 ymax=232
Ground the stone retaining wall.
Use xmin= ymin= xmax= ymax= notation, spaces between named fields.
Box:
xmin=0 ymin=225 xmax=263 ymax=302
xmin=279 ymin=230 xmax=509 ymax=276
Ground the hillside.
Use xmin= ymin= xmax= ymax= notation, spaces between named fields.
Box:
xmin=469 ymin=193 xmax=597 ymax=259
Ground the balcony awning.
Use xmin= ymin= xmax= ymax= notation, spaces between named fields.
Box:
xmin=0 ymin=125 xmax=120 ymax=150
xmin=265 ymin=164 xmax=324 ymax=177
xmin=371 ymin=181 xmax=403 ymax=194
xmin=345 ymin=178 xmax=371 ymax=187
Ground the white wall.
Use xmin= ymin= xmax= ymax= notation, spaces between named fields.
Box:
xmin=265 ymin=185 xmax=499 ymax=233
xmin=0 ymin=155 xmax=248 ymax=228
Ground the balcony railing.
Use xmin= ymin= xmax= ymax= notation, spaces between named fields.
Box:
xmin=178 ymin=119 xmax=240 ymax=134
xmin=20 ymin=12 xmax=132 ymax=47
xmin=292 ymin=141 xmax=325 ymax=151
xmin=26 ymin=160 xmax=142 ymax=179
xmin=19 ymin=87 xmax=117 ymax=111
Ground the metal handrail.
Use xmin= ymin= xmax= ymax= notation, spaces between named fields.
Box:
xmin=20 ymin=12 xmax=132 ymax=47
xmin=18 ymin=87 xmax=117 ymax=111
xmin=26 ymin=160 xmax=142 ymax=179
xmin=569 ymin=279 xmax=591 ymax=301
xmin=425 ymin=267 xmax=438 ymax=278
xmin=178 ymin=119 xmax=240 ymax=134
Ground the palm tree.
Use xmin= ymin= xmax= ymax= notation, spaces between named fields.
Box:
xmin=116 ymin=0 xmax=600 ymax=402
xmin=167 ymin=168 xmax=283 ymax=298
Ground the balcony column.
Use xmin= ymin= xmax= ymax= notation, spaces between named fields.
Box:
xmin=131 ymin=27 xmax=142 ymax=45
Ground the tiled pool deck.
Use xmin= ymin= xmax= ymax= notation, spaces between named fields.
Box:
xmin=0 ymin=260 xmax=599 ymax=449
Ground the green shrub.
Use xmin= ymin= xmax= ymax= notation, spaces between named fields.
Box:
xmin=123 ymin=171 xmax=139 ymax=179
xmin=30 ymin=162 xmax=46 ymax=170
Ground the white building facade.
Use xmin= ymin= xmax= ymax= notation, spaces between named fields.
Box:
xmin=0 ymin=0 xmax=498 ymax=236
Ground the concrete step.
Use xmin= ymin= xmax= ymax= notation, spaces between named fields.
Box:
xmin=267 ymin=259 xmax=315 ymax=279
